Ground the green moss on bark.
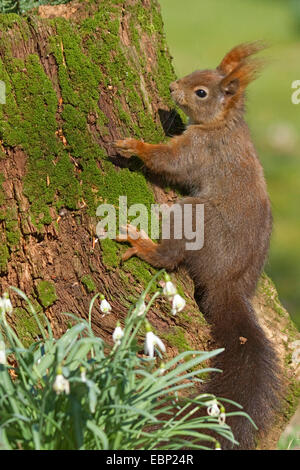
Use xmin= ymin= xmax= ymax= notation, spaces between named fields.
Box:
xmin=164 ymin=326 xmax=192 ymax=352
xmin=0 ymin=12 xmax=22 ymax=31
xmin=81 ymin=274 xmax=96 ymax=293
xmin=36 ymin=280 xmax=57 ymax=308
xmin=0 ymin=244 xmax=9 ymax=273
xmin=3 ymin=206 xmax=20 ymax=249
xmin=100 ymin=238 xmax=119 ymax=270
xmin=0 ymin=0 xmax=176 ymax=301
xmin=0 ymin=1 xmax=176 ymax=284
xmin=0 ymin=173 xmax=5 ymax=205
xmin=13 ymin=307 xmax=44 ymax=347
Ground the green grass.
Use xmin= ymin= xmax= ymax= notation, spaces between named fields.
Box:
xmin=161 ymin=0 xmax=300 ymax=329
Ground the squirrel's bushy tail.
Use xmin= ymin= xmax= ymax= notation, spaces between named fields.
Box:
xmin=198 ymin=287 xmax=282 ymax=450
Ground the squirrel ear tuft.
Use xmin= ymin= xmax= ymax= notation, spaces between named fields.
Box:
xmin=220 ymin=58 xmax=264 ymax=96
xmin=217 ymin=41 xmax=266 ymax=75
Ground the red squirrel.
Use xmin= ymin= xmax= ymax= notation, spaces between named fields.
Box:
xmin=114 ymin=42 xmax=282 ymax=449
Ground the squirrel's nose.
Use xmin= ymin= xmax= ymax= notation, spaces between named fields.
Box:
xmin=169 ymin=81 xmax=178 ymax=92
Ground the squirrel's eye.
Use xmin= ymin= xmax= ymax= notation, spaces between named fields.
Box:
xmin=195 ymin=89 xmax=208 ymax=99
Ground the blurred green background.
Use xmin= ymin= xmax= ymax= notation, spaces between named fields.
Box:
xmin=161 ymin=0 xmax=300 ymax=329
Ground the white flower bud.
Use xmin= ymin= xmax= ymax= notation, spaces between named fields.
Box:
xmin=0 ymin=293 xmax=13 ymax=316
xmin=53 ymin=369 xmax=70 ymax=395
xmin=171 ymin=294 xmax=186 ymax=315
xmin=144 ymin=323 xmax=166 ymax=358
xmin=0 ymin=340 xmax=6 ymax=365
xmin=100 ymin=296 xmax=112 ymax=314
xmin=207 ymin=400 xmax=221 ymax=417
xmin=135 ymin=300 xmax=146 ymax=317
xmin=112 ymin=324 xmax=124 ymax=346
xmin=218 ymin=406 xmax=226 ymax=424
xmin=218 ymin=411 xmax=226 ymax=425
xmin=80 ymin=367 xmax=87 ymax=383
xmin=163 ymin=281 xmax=177 ymax=299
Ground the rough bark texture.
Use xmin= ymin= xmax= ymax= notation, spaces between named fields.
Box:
xmin=0 ymin=0 xmax=299 ymax=449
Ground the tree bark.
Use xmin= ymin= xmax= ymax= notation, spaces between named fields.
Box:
xmin=0 ymin=0 xmax=299 ymax=449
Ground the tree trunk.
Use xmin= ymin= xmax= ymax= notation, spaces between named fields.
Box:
xmin=0 ymin=0 xmax=299 ymax=449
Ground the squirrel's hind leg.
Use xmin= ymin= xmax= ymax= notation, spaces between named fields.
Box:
xmin=116 ymin=224 xmax=184 ymax=270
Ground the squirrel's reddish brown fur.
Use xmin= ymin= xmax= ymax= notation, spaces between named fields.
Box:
xmin=114 ymin=42 xmax=282 ymax=450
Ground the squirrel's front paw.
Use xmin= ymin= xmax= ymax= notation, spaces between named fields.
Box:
xmin=114 ymin=138 xmax=142 ymax=158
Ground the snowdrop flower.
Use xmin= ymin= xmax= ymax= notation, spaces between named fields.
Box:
xmin=218 ymin=406 xmax=226 ymax=425
xmin=163 ymin=280 xmax=177 ymax=299
xmin=207 ymin=400 xmax=221 ymax=417
xmin=112 ymin=322 xmax=124 ymax=346
xmin=80 ymin=366 xmax=87 ymax=383
xmin=0 ymin=292 xmax=13 ymax=317
xmin=159 ymin=361 xmax=166 ymax=375
xmin=144 ymin=321 xmax=166 ymax=358
xmin=53 ymin=367 xmax=70 ymax=395
xmin=215 ymin=441 xmax=222 ymax=450
xmin=100 ymin=294 xmax=112 ymax=314
xmin=0 ymin=340 xmax=6 ymax=365
xmin=171 ymin=294 xmax=186 ymax=315
xmin=135 ymin=300 xmax=146 ymax=317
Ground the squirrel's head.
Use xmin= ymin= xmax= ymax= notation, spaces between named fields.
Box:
xmin=170 ymin=42 xmax=265 ymax=126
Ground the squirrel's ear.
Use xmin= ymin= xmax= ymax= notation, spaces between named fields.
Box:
xmin=221 ymin=78 xmax=239 ymax=95
xmin=217 ymin=41 xmax=266 ymax=75
xmin=220 ymin=58 xmax=264 ymax=95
